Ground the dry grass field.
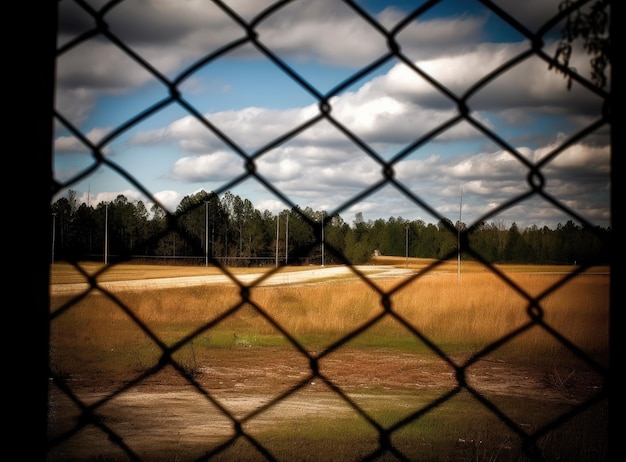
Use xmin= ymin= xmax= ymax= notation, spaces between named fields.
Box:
xmin=47 ymin=258 xmax=609 ymax=461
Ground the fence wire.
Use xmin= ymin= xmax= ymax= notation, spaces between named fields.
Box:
xmin=48 ymin=1 xmax=611 ymax=461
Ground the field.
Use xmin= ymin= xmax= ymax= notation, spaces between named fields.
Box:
xmin=47 ymin=258 xmax=609 ymax=461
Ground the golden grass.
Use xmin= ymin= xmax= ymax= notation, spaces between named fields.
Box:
xmin=48 ymin=260 xmax=609 ymax=462
xmin=49 ymin=260 xmax=609 ymax=373
xmin=390 ymin=271 xmax=609 ymax=358
xmin=371 ymin=255 xmax=607 ymax=274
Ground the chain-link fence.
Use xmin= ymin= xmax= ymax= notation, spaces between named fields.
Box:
xmin=46 ymin=1 xmax=612 ymax=461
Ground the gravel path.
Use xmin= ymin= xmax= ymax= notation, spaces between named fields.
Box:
xmin=49 ymin=265 xmax=415 ymax=295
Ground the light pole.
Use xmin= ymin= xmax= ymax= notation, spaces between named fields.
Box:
xmin=51 ymin=212 xmax=56 ymax=264
xmin=457 ymin=187 xmax=463 ymax=282
xmin=205 ymin=201 xmax=209 ymax=267
xmin=104 ymin=203 xmax=108 ymax=265
xmin=285 ymin=211 xmax=289 ymax=265
xmin=275 ymin=214 xmax=279 ymax=268
xmin=321 ymin=211 xmax=325 ymax=267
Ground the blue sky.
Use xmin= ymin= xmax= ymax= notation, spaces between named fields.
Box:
xmin=53 ymin=0 xmax=611 ymax=229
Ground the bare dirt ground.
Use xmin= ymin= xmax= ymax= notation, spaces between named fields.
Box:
xmin=47 ymin=266 xmax=605 ymax=461
xmin=48 ymin=348 xmax=603 ymax=461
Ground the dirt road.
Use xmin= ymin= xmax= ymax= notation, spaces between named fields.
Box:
xmin=49 ymin=265 xmax=415 ymax=295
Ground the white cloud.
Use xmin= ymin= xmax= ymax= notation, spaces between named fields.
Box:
xmin=544 ymin=143 xmax=610 ymax=173
xmin=131 ymin=39 xmax=603 ymax=158
xmin=153 ymin=190 xmax=183 ymax=212
xmin=53 ymin=0 xmax=610 ymax=229
xmin=54 ymin=127 xmax=114 ymax=152
xmin=255 ymin=1 xmax=389 ymax=67
xmin=55 ymin=134 xmax=86 ymax=153
xmin=54 ymin=1 xmax=507 ymax=124
xmin=254 ymin=198 xmax=286 ymax=215
xmin=170 ymin=151 xmax=244 ymax=182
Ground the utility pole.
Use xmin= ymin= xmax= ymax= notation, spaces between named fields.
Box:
xmin=275 ymin=214 xmax=280 ymax=268
xmin=104 ymin=203 xmax=108 ymax=265
xmin=458 ymin=187 xmax=463 ymax=282
xmin=321 ymin=211 xmax=325 ymax=267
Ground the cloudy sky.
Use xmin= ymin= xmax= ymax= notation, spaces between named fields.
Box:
xmin=53 ymin=0 xmax=611 ymax=230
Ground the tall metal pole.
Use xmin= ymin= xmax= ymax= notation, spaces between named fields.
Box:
xmin=285 ymin=211 xmax=289 ymax=264
xmin=458 ymin=187 xmax=463 ymax=282
xmin=321 ymin=211 xmax=325 ymax=267
xmin=205 ymin=201 xmax=209 ymax=267
xmin=275 ymin=214 xmax=279 ymax=268
xmin=51 ymin=213 xmax=56 ymax=264
xmin=104 ymin=203 xmax=108 ymax=265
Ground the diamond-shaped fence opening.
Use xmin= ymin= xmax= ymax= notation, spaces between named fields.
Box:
xmin=47 ymin=1 xmax=611 ymax=461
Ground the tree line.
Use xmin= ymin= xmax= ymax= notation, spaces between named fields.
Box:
xmin=50 ymin=189 xmax=610 ymax=266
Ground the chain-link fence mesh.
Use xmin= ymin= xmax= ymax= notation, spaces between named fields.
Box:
xmin=47 ymin=1 xmax=611 ymax=461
